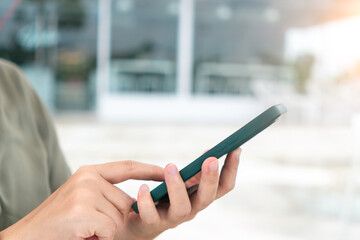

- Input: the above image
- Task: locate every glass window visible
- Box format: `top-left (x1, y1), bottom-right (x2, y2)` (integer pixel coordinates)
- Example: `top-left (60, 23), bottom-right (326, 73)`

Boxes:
top-left (193, 0), bottom-right (299, 96)
top-left (0, 0), bottom-right (98, 110)
top-left (110, 0), bottom-right (179, 94)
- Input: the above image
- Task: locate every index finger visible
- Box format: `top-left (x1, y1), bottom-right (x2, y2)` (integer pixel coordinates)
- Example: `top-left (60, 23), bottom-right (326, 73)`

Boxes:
top-left (95, 161), bottom-right (164, 184)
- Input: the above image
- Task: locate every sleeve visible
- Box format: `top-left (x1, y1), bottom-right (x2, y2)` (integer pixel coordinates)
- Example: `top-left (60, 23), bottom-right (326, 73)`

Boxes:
top-left (0, 59), bottom-right (71, 192)
top-left (26, 76), bottom-right (72, 192)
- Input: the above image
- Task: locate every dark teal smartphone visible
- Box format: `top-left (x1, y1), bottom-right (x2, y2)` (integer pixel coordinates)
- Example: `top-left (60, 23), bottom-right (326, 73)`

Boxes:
top-left (132, 104), bottom-right (287, 213)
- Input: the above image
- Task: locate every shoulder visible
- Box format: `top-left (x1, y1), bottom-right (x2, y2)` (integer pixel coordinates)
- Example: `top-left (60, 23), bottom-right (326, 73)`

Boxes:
top-left (0, 59), bottom-right (40, 119)
top-left (0, 58), bottom-right (30, 90)
top-left (0, 58), bottom-right (25, 81)
top-left (0, 59), bottom-right (35, 100)
top-left (0, 58), bottom-right (21, 72)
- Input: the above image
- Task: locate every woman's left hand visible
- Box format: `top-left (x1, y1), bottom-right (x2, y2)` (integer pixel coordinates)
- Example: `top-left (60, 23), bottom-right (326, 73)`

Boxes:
top-left (116, 148), bottom-right (241, 240)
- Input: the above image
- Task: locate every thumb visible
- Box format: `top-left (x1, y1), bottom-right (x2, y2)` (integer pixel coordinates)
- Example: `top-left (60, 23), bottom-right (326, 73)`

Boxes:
top-left (94, 161), bottom-right (164, 184)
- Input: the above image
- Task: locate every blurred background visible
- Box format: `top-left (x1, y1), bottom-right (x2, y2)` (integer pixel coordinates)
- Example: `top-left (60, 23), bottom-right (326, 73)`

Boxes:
top-left (1, 0), bottom-right (360, 239)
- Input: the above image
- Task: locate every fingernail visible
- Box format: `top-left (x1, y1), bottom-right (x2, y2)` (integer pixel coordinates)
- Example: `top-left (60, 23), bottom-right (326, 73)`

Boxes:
top-left (234, 148), bottom-right (241, 159)
top-left (167, 164), bottom-right (178, 175)
top-left (237, 149), bottom-right (242, 159)
top-left (140, 184), bottom-right (149, 193)
top-left (209, 159), bottom-right (218, 172)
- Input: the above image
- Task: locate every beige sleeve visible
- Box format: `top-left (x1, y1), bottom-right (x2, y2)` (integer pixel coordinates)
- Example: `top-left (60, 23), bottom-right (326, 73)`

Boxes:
top-left (23, 70), bottom-right (72, 192)
top-left (0, 59), bottom-right (72, 230)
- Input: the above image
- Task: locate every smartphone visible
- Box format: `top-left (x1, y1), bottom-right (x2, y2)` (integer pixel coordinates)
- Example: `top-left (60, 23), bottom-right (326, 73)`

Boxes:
top-left (132, 104), bottom-right (287, 213)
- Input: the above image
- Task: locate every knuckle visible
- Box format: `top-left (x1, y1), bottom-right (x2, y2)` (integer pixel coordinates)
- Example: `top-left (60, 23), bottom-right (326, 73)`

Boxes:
top-left (168, 221), bottom-right (180, 229)
top-left (116, 195), bottom-right (133, 214)
top-left (113, 213), bottom-right (124, 228)
top-left (169, 198), bottom-right (192, 222)
top-left (197, 198), bottom-right (208, 208)
top-left (225, 182), bottom-right (235, 192)
top-left (143, 216), bottom-right (160, 227)
top-left (69, 203), bottom-right (88, 219)
top-left (71, 187), bottom-right (94, 202)
top-left (172, 209), bottom-right (189, 221)
top-left (77, 165), bottom-right (95, 174)
top-left (183, 204), bottom-right (192, 216)
top-left (125, 195), bottom-right (133, 206)
top-left (221, 181), bottom-right (235, 194)
top-left (196, 198), bottom-right (211, 210)
top-left (171, 182), bottom-right (186, 193)
top-left (188, 212), bottom-right (197, 221)
top-left (207, 176), bottom-right (219, 186)
top-left (123, 160), bottom-right (137, 172)
top-left (74, 169), bottom-right (98, 186)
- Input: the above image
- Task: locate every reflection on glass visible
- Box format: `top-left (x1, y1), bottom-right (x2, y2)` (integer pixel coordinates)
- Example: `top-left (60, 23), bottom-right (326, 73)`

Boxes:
top-left (0, 0), bottom-right (97, 110)
top-left (193, 1), bottom-right (292, 96)
top-left (110, 0), bottom-right (178, 94)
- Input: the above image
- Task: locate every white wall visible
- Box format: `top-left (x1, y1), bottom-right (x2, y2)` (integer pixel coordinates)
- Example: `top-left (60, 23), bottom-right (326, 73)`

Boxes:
top-left (285, 15), bottom-right (360, 83)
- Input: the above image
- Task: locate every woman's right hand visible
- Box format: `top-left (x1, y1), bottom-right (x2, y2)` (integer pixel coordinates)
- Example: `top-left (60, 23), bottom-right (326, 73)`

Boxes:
top-left (0, 161), bottom-right (164, 240)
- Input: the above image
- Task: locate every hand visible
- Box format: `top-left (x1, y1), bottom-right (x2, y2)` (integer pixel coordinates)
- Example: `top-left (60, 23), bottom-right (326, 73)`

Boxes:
top-left (0, 161), bottom-right (164, 240)
top-left (117, 148), bottom-right (241, 240)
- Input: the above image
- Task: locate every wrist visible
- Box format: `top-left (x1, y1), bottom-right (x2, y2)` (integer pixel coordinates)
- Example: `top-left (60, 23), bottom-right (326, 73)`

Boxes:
top-left (0, 217), bottom-right (39, 240)
top-left (0, 226), bottom-right (21, 240)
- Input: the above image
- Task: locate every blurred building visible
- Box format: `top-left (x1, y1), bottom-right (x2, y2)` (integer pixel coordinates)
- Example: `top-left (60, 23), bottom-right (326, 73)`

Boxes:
top-left (284, 15), bottom-right (360, 124)
top-left (285, 15), bottom-right (360, 84)
top-left (1, 0), bottom-right (359, 122)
